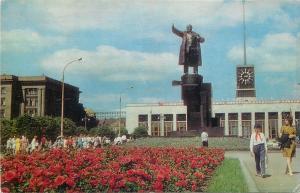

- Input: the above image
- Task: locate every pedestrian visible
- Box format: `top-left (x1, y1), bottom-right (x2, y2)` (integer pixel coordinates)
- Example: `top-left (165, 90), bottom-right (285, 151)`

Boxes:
top-left (280, 115), bottom-right (296, 176)
top-left (200, 128), bottom-right (208, 147)
top-left (250, 124), bottom-right (267, 178)
top-left (15, 136), bottom-right (21, 155)
top-left (41, 135), bottom-right (47, 151)
top-left (30, 136), bottom-right (39, 153)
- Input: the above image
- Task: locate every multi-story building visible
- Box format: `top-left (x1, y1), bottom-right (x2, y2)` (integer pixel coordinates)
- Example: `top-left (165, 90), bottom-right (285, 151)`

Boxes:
top-left (0, 75), bottom-right (84, 122)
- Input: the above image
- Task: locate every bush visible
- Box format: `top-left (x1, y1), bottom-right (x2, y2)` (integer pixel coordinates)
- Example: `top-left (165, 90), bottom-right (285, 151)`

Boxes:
top-left (133, 127), bottom-right (148, 138)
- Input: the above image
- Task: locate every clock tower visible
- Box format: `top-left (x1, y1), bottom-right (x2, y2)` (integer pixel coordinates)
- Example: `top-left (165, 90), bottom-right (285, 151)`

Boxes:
top-left (236, 65), bottom-right (256, 100)
top-left (236, 1), bottom-right (256, 101)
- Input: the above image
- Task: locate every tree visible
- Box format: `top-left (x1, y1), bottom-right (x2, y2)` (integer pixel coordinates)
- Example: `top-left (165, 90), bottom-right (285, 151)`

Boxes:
top-left (118, 127), bottom-right (128, 136)
top-left (0, 119), bottom-right (17, 145)
top-left (89, 126), bottom-right (116, 139)
top-left (133, 127), bottom-right (148, 138)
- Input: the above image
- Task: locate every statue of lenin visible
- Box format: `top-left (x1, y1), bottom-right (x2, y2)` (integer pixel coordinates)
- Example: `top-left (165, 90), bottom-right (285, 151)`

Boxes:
top-left (172, 24), bottom-right (205, 74)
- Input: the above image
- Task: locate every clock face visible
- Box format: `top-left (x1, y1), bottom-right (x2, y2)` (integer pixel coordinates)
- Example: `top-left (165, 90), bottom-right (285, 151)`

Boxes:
top-left (238, 67), bottom-right (254, 86)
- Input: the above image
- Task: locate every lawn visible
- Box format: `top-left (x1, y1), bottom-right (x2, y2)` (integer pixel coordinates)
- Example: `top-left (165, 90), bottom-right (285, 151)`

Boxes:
top-left (125, 137), bottom-right (251, 150)
top-left (207, 158), bottom-right (248, 192)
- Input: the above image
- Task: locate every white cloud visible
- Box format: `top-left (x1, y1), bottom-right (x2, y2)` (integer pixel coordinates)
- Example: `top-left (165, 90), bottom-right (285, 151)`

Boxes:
top-left (1, 29), bottom-right (65, 53)
top-left (41, 45), bottom-right (178, 81)
top-left (227, 32), bottom-right (300, 72)
top-left (5, 0), bottom-right (297, 34)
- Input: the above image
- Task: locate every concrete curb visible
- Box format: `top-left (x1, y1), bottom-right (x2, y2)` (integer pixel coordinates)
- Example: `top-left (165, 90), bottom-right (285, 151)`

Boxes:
top-left (239, 159), bottom-right (259, 193)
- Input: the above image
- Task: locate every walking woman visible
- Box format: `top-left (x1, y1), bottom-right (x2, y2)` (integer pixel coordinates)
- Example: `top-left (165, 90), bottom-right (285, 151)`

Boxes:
top-left (280, 115), bottom-right (296, 176)
top-left (250, 124), bottom-right (268, 178)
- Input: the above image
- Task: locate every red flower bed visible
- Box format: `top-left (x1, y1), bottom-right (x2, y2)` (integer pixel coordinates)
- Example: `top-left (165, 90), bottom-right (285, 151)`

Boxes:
top-left (1, 147), bottom-right (224, 192)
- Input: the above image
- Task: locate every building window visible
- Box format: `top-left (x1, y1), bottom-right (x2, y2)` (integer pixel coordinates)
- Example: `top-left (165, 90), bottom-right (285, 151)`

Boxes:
top-left (1, 97), bottom-right (5, 106)
top-left (255, 112), bottom-right (265, 133)
top-left (138, 114), bottom-right (148, 129)
top-left (1, 87), bottom-right (7, 94)
top-left (268, 112), bottom-right (278, 139)
top-left (176, 114), bottom-right (186, 132)
top-left (164, 114), bottom-right (173, 136)
top-left (242, 113), bottom-right (251, 138)
top-left (215, 113), bottom-right (225, 128)
top-left (25, 109), bottom-right (37, 117)
top-left (228, 113), bottom-right (238, 136)
top-left (25, 88), bottom-right (38, 96)
top-left (151, 114), bottom-right (160, 136)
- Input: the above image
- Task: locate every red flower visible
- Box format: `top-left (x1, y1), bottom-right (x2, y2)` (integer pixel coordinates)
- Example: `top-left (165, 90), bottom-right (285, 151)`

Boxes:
top-left (1, 187), bottom-right (10, 193)
top-left (65, 178), bottom-right (75, 187)
top-left (3, 171), bottom-right (17, 182)
top-left (54, 175), bottom-right (65, 187)
top-left (152, 181), bottom-right (163, 191)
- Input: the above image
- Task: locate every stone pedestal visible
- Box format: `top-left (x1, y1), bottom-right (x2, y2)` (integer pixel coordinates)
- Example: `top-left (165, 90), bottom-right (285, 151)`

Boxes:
top-left (174, 74), bottom-right (212, 131)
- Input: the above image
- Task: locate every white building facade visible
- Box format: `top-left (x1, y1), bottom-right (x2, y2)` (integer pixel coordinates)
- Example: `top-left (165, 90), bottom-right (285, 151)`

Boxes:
top-left (126, 100), bottom-right (300, 139)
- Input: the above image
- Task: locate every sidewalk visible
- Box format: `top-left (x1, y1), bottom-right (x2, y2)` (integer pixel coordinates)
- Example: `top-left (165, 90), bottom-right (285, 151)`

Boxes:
top-left (226, 148), bottom-right (300, 193)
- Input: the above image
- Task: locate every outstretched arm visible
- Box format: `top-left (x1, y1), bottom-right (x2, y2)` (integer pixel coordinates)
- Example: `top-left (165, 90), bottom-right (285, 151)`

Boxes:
top-left (172, 24), bottom-right (183, 37)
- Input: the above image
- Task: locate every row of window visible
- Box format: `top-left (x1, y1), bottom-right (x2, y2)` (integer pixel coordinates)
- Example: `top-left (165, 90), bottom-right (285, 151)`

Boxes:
top-left (138, 114), bottom-right (186, 122)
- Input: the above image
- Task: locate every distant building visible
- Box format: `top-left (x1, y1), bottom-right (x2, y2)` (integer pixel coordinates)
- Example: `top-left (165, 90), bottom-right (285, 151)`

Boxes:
top-left (0, 75), bottom-right (84, 122)
top-left (125, 65), bottom-right (300, 138)
top-left (125, 100), bottom-right (300, 139)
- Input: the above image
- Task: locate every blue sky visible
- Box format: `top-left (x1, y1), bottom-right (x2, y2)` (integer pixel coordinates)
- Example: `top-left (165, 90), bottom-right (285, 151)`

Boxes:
top-left (1, 0), bottom-right (300, 112)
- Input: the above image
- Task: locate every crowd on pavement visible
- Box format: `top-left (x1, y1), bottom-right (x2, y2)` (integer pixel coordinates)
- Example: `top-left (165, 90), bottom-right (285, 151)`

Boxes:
top-left (5, 134), bottom-right (131, 155)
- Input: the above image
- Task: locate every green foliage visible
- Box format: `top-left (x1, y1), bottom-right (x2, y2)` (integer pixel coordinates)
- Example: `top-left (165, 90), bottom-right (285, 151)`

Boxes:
top-left (0, 119), bottom-right (17, 145)
top-left (1, 115), bottom-right (79, 143)
top-left (54, 117), bottom-right (77, 137)
top-left (89, 126), bottom-right (116, 139)
top-left (74, 126), bottom-right (88, 135)
top-left (132, 127), bottom-right (148, 138)
top-left (207, 158), bottom-right (248, 192)
top-left (119, 127), bottom-right (128, 136)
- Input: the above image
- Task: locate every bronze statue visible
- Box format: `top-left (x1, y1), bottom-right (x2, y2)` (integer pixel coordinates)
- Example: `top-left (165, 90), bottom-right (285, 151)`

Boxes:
top-left (172, 24), bottom-right (205, 74)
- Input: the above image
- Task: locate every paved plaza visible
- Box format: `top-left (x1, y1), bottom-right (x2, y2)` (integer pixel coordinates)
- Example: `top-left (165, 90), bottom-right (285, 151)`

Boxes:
top-left (226, 148), bottom-right (300, 193)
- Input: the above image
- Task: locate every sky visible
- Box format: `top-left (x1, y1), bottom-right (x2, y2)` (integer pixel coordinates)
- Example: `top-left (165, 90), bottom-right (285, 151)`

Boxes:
top-left (1, 0), bottom-right (300, 112)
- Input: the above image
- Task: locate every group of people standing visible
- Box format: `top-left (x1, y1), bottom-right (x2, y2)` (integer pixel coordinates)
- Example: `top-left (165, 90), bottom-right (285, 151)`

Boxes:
top-left (250, 115), bottom-right (297, 177)
top-left (6, 135), bottom-right (49, 155)
top-left (5, 134), bottom-right (130, 155)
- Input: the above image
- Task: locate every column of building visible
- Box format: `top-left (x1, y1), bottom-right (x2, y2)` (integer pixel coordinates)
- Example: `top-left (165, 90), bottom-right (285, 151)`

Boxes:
top-left (238, 112), bottom-right (242, 137)
top-left (160, 114), bottom-right (164, 136)
top-left (224, 113), bottom-right (229, 135)
top-left (278, 111), bottom-right (282, 136)
top-left (251, 112), bottom-right (255, 133)
top-left (264, 112), bottom-right (269, 139)
top-left (147, 113), bottom-right (151, 136)
top-left (173, 113), bottom-right (177, 132)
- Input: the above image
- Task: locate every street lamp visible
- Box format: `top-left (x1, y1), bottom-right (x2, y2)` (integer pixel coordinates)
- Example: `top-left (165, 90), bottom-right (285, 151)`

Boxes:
top-left (119, 86), bottom-right (134, 136)
top-left (60, 58), bottom-right (82, 137)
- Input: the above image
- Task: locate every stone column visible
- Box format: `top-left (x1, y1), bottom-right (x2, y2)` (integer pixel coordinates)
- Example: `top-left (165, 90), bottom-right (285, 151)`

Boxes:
top-left (278, 112), bottom-right (282, 136)
top-left (292, 110), bottom-right (296, 126)
top-left (264, 112), bottom-right (269, 139)
top-left (38, 88), bottom-right (42, 116)
top-left (173, 113), bottom-right (177, 131)
top-left (147, 113), bottom-right (151, 135)
top-left (251, 112), bottom-right (255, 134)
top-left (160, 114), bottom-right (164, 136)
top-left (238, 112), bottom-right (242, 137)
top-left (225, 113), bottom-right (229, 136)
top-left (41, 88), bottom-right (45, 116)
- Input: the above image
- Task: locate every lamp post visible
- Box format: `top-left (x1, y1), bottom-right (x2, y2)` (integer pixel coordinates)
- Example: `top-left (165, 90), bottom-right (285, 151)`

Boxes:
top-left (60, 58), bottom-right (82, 137)
top-left (119, 86), bottom-right (134, 137)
